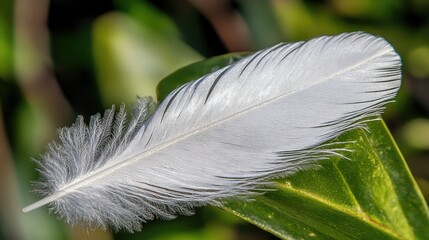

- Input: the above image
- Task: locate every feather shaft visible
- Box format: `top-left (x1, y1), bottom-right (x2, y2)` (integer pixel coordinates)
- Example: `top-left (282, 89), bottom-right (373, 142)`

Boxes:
top-left (22, 191), bottom-right (65, 213)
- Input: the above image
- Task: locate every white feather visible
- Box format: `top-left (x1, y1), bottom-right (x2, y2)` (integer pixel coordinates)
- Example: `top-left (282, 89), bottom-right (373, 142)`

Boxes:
top-left (22, 32), bottom-right (401, 232)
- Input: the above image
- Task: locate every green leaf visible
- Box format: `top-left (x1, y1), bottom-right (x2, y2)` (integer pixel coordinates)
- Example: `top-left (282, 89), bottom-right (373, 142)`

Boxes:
top-left (156, 53), bottom-right (429, 239)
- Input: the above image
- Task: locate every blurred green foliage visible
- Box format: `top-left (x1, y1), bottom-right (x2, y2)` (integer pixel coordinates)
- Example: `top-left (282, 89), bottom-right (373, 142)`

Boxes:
top-left (1, 0), bottom-right (429, 239)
